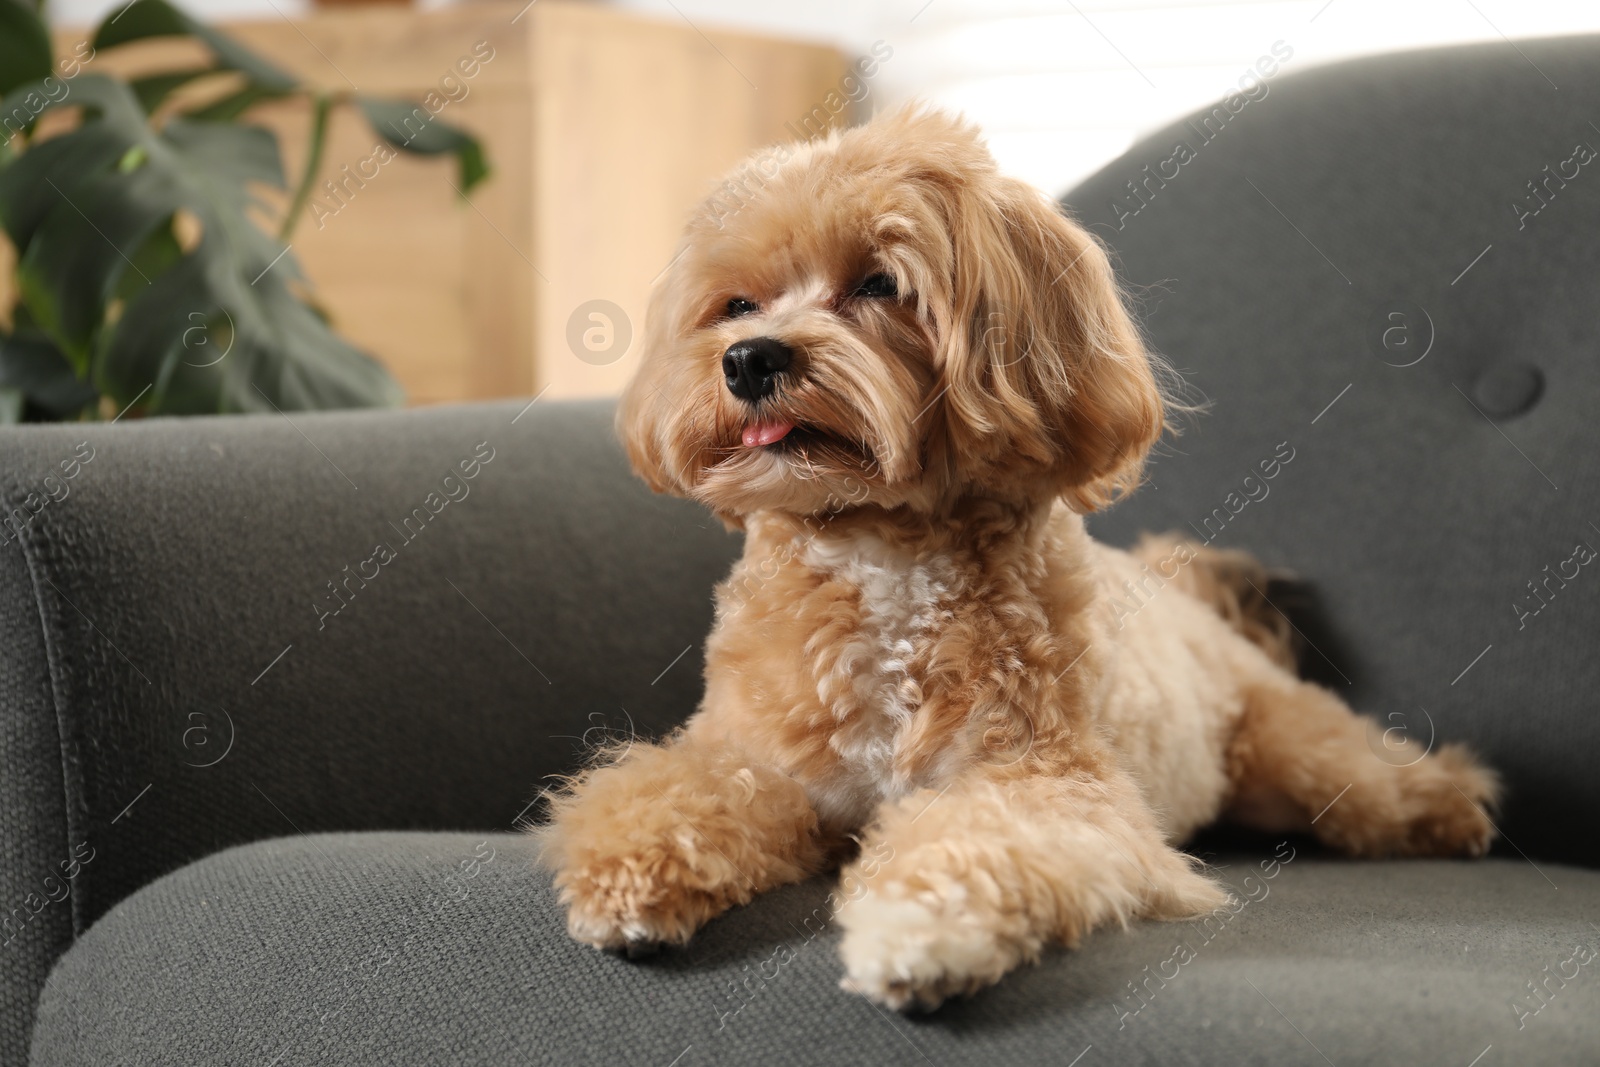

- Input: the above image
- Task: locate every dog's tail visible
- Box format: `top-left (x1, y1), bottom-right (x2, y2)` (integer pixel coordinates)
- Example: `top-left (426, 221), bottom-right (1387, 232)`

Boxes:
top-left (1130, 533), bottom-right (1301, 672)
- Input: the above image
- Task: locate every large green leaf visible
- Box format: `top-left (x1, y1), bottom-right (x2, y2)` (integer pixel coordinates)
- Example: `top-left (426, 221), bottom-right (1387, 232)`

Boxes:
top-left (94, 0), bottom-right (298, 92)
top-left (0, 72), bottom-right (149, 165)
top-left (101, 242), bottom-right (400, 413)
top-left (0, 76), bottom-right (172, 364)
top-left (1, 3), bottom-right (482, 419)
top-left (163, 114), bottom-right (284, 189)
top-left (357, 97), bottom-right (489, 194)
top-left (1, 74), bottom-right (402, 415)
top-left (101, 117), bottom-right (399, 412)
top-left (0, 121), bottom-right (132, 247)
top-left (18, 163), bottom-right (185, 365)
top-left (0, 2), bottom-right (52, 97)
top-left (0, 330), bottom-right (98, 416)
top-left (90, 3), bottom-right (489, 211)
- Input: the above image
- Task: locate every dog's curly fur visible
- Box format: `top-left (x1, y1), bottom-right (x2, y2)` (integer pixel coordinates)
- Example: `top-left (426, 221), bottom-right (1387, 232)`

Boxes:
top-left (538, 106), bottom-right (1500, 1010)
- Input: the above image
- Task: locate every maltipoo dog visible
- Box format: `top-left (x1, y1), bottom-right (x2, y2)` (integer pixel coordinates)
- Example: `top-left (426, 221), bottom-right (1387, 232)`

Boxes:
top-left (540, 106), bottom-right (1499, 1010)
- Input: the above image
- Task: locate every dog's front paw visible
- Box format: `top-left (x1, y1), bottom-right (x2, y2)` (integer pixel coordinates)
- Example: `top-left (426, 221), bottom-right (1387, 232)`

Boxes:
top-left (536, 742), bottom-right (824, 954)
top-left (553, 843), bottom-right (733, 954)
top-left (837, 888), bottom-right (1036, 1011)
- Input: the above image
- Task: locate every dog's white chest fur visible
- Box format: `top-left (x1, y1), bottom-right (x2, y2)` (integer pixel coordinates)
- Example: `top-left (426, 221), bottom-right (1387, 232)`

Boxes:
top-left (801, 530), bottom-right (957, 824)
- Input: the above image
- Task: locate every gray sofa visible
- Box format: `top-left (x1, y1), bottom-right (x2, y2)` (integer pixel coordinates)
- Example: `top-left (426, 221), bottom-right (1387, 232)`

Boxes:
top-left (7, 33), bottom-right (1600, 1066)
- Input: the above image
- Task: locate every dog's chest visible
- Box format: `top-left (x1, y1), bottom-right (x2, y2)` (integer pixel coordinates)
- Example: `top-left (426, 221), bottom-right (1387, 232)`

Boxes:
top-left (799, 532), bottom-right (961, 819)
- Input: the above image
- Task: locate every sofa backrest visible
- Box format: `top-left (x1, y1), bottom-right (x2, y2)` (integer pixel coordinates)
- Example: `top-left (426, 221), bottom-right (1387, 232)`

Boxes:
top-left (1070, 33), bottom-right (1600, 866)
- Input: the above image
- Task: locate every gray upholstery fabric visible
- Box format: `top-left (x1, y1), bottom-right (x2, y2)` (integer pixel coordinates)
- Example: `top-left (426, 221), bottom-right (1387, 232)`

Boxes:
top-left (0, 399), bottom-right (739, 1063)
top-left (30, 832), bottom-right (1600, 1066)
top-left (0, 522), bottom-right (74, 1064)
top-left (1069, 33), bottom-right (1600, 866)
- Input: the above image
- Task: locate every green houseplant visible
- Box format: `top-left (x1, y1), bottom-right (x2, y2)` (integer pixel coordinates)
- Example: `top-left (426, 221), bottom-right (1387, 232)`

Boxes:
top-left (0, 0), bottom-right (488, 422)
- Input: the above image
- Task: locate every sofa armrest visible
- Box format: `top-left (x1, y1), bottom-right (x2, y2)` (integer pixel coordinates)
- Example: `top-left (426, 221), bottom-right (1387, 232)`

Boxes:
top-left (0, 398), bottom-right (736, 1057)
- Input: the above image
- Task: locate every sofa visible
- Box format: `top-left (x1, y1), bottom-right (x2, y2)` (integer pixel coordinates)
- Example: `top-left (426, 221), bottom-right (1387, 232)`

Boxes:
top-left (6, 33), bottom-right (1599, 1066)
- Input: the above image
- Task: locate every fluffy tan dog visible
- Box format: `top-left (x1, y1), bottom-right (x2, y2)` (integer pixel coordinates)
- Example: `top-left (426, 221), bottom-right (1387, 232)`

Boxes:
top-left (540, 106), bottom-right (1499, 1010)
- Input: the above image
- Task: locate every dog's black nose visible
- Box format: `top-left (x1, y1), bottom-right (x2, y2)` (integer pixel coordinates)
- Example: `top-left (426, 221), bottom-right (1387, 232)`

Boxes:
top-left (722, 337), bottom-right (792, 401)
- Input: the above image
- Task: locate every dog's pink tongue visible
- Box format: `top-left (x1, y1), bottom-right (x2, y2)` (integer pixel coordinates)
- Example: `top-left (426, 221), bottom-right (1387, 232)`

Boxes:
top-left (742, 419), bottom-right (795, 448)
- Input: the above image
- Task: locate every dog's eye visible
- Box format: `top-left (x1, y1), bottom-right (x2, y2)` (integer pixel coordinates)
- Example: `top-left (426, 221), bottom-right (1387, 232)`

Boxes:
top-left (853, 273), bottom-right (898, 299)
top-left (726, 297), bottom-right (759, 319)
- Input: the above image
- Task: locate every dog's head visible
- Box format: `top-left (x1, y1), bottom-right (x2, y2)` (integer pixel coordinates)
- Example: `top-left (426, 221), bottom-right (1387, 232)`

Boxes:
top-left (618, 106), bottom-right (1165, 523)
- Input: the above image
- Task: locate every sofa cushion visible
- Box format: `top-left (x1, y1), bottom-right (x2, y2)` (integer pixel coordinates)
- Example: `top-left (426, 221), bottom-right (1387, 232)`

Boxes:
top-left (30, 832), bottom-right (1600, 1065)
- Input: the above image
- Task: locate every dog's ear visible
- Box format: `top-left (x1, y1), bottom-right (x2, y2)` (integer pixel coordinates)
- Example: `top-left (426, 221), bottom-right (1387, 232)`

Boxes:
top-left (616, 262), bottom-right (692, 498)
top-left (932, 175), bottom-right (1165, 511)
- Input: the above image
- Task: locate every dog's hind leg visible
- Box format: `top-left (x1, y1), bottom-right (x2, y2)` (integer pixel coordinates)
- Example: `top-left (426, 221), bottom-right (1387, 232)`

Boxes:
top-left (1225, 673), bottom-right (1499, 858)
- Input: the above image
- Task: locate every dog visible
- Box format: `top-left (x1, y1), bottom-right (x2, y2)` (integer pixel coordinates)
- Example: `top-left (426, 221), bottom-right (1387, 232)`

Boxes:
top-left (539, 106), bottom-right (1500, 1010)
